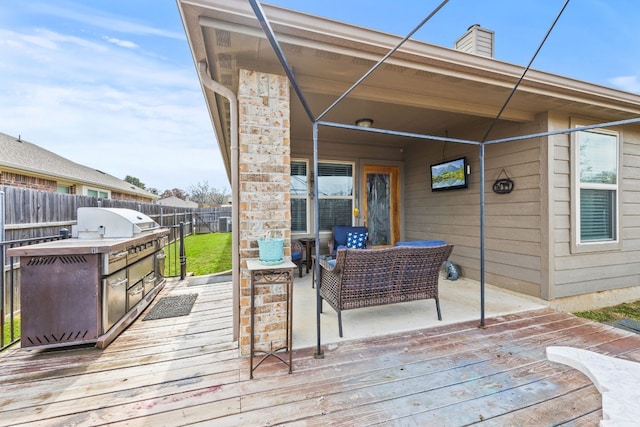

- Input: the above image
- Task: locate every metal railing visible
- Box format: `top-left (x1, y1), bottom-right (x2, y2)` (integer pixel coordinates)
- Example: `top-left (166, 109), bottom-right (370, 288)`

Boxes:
top-left (163, 222), bottom-right (191, 279)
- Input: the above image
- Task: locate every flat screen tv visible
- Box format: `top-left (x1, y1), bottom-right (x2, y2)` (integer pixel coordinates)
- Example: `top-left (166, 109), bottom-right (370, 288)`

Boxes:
top-left (430, 157), bottom-right (469, 191)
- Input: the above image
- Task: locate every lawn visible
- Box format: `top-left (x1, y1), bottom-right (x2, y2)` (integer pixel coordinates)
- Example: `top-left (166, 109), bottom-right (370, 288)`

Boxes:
top-left (164, 232), bottom-right (232, 276)
top-left (2, 315), bottom-right (20, 348)
top-left (574, 300), bottom-right (640, 323)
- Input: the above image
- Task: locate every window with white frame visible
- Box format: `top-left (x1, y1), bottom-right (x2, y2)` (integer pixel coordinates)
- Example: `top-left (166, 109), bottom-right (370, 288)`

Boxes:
top-left (290, 160), bottom-right (308, 233)
top-left (317, 162), bottom-right (353, 231)
top-left (56, 185), bottom-right (70, 194)
top-left (87, 188), bottom-right (109, 199)
top-left (290, 161), bottom-right (355, 233)
top-left (576, 129), bottom-right (619, 244)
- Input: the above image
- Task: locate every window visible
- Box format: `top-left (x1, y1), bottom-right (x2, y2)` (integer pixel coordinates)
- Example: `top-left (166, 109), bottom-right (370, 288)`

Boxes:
top-left (290, 161), bottom-right (355, 233)
top-left (576, 129), bottom-right (619, 244)
top-left (290, 160), bottom-right (308, 233)
top-left (57, 185), bottom-right (70, 194)
top-left (87, 189), bottom-right (109, 199)
top-left (317, 162), bottom-right (353, 231)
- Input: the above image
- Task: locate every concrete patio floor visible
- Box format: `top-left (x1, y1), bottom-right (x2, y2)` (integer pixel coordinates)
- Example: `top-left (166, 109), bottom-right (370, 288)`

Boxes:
top-left (292, 269), bottom-right (548, 350)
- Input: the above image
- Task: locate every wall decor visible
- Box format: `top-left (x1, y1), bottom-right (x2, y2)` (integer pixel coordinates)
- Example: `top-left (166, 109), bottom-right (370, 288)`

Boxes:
top-left (493, 169), bottom-right (514, 194)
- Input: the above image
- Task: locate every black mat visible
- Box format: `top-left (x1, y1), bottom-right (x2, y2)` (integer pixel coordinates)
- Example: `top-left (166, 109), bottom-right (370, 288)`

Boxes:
top-left (188, 274), bottom-right (232, 287)
top-left (143, 294), bottom-right (198, 321)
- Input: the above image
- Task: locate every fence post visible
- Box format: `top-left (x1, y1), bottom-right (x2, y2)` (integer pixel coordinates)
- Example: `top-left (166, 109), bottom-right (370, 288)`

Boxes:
top-left (0, 190), bottom-right (4, 241)
top-left (179, 222), bottom-right (186, 280)
top-left (1, 190), bottom-right (4, 347)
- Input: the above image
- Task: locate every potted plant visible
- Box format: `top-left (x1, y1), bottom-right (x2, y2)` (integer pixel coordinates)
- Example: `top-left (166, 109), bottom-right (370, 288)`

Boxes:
top-left (257, 231), bottom-right (284, 265)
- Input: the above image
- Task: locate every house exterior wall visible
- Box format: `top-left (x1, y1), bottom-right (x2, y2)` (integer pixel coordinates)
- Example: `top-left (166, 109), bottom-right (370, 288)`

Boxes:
top-left (401, 112), bottom-right (640, 306)
top-left (0, 170), bottom-right (153, 202)
top-left (237, 69), bottom-right (292, 357)
top-left (550, 113), bottom-right (640, 305)
top-left (403, 118), bottom-right (547, 299)
top-left (0, 171), bottom-right (57, 192)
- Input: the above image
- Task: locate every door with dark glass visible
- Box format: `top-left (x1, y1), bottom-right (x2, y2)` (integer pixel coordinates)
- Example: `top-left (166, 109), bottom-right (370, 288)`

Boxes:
top-left (363, 165), bottom-right (400, 247)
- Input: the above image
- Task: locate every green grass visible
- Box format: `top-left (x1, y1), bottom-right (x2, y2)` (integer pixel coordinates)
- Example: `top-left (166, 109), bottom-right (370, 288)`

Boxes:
top-left (2, 315), bottom-right (20, 348)
top-left (164, 232), bottom-right (232, 276)
top-left (574, 300), bottom-right (640, 323)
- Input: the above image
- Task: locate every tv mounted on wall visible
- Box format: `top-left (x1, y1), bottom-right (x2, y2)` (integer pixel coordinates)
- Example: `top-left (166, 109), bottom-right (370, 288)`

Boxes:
top-left (430, 157), bottom-right (469, 191)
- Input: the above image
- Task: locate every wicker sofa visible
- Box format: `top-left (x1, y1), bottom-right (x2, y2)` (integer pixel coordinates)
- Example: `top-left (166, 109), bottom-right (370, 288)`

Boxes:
top-left (319, 243), bottom-right (454, 337)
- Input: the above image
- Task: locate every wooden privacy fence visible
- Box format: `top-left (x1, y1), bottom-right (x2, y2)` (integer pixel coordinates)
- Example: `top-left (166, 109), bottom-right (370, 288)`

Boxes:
top-left (1, 186), bottom-right (231, 241)
top-left (1, 186), bottom-right (192, 240)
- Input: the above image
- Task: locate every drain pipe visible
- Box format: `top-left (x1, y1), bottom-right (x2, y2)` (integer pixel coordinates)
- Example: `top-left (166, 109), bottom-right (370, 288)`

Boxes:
top-left (198, 61), bottom-right (240, 342)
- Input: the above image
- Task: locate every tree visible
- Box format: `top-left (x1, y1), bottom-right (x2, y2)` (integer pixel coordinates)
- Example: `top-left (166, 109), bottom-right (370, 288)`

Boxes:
top-left (189, 181), bottom-right (230, 207)
top-left (124, 175), bottom-right (145, 190)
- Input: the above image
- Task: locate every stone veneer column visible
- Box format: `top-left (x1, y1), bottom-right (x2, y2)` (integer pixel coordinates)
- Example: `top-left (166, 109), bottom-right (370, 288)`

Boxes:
top-left (237, 69), bottom-right (291, 357)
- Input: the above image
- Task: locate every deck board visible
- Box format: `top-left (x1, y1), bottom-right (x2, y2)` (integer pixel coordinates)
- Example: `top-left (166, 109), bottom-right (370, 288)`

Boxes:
top-left (2, 276), bottom-right (640, 426)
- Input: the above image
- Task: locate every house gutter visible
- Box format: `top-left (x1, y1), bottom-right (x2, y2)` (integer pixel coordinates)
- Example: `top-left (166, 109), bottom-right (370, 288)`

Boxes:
top-left (197, 61), bottom-right (240, 342)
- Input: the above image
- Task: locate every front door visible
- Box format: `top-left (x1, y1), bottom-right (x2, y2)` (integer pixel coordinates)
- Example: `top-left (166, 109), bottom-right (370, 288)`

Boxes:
top-left (363, 165), bottom-right (400, 247)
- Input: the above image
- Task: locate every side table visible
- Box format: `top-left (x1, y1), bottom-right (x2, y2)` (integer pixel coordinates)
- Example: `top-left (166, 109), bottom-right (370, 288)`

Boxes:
top-left (298, 237), bottom-right (315, 273)
top-left (246, 259), bottom-right (295, 379)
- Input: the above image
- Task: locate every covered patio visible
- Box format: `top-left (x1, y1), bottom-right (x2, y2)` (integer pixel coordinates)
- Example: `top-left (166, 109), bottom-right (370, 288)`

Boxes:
top-left (178, 0), bottom-right (640, 366)
top-left (2, 274), bottom-right (640, 426)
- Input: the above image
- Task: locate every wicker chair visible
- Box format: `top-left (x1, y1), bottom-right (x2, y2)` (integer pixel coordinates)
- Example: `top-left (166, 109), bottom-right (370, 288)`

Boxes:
top-left (291, 240), bottom-right (304, 278)
top-left (319, 244), bottom-right (454, 337)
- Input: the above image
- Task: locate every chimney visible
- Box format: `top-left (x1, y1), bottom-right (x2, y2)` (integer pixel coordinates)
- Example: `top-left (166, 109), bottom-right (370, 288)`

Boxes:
top-left (454, 24), bottom-right (494, 58)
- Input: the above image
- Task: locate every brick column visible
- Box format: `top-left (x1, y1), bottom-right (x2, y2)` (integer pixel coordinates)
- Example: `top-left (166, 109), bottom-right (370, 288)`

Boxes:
top-left (237, 69), bottom-right (291, 356)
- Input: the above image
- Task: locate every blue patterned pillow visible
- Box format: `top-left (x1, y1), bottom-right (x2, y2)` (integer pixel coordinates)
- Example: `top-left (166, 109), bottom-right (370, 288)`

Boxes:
top-left (346, 232), bottom-right (367, 249)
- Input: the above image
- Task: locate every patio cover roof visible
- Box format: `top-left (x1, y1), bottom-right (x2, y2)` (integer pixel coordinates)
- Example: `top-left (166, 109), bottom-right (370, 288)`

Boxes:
top-left (178, 0), bottom-right (640, 181)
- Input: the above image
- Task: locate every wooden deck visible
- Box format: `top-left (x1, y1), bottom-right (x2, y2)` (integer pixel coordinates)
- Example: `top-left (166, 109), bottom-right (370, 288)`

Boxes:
top-left (3, 276), bottom-right (640, 426)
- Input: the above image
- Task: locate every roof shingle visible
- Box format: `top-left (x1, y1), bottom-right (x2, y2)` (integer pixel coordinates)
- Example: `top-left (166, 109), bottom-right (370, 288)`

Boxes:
top-left (0, 132), bottom-right (155, 199)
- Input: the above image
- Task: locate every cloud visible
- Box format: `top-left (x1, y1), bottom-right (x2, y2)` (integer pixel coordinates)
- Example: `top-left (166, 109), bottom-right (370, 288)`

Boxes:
top-left (0, 5), bottom-right (226, 192)
top-left (609, 76), bottom-right (640, 94)
top-left (24, 1), bottom-right (185, 40)
top-left (103, 36), bottom-right (139, 49)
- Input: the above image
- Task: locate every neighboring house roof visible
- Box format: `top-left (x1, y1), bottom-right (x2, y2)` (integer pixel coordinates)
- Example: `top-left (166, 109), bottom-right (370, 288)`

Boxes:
top-left (0, 132), bottom-right (156, 200)
top-left (157, 196), bottom-right (199, 208)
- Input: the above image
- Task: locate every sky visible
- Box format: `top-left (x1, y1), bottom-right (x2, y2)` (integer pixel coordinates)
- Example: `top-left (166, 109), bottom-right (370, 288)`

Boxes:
top-left (2, 0), bottom-right (640, 194)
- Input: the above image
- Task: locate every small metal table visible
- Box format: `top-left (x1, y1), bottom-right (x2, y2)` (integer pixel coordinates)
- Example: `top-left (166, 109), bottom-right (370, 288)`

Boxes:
top-left (298, 237), bottom-right (315, 273)
top-left (246, 259), bottom-right (295, 378)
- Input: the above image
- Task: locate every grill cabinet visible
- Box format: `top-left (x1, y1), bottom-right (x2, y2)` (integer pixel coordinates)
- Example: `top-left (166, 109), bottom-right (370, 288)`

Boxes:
top-left (8, 208), bottom-right (169, 349)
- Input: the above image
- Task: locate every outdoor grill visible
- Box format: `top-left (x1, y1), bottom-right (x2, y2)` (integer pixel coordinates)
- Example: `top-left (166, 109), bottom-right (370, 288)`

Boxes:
top-left (7, 207), bottom-right (169, 349)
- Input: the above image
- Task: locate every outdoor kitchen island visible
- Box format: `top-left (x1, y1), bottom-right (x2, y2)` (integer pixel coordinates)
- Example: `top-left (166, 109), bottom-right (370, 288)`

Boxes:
top-left (7, 208), bottom-right (169, 350)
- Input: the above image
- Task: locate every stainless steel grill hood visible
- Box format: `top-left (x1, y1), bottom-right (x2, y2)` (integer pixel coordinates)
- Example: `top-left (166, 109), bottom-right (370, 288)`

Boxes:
top-left (73, 207), bottom-right (160, 239)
